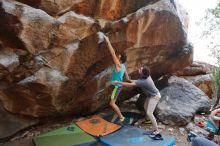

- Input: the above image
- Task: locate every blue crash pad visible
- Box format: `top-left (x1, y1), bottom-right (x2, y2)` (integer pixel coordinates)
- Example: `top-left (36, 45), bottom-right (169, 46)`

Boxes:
top-left (76, 142), bottom-right (107, 146)
top-left (100, 126), bottom-right (175, 146)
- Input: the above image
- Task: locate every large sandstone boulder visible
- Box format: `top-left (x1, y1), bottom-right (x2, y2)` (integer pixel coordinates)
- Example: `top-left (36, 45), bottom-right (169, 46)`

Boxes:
top-left (0, 0), bottom-right (99, 55)
top-left (155, 76), bottom-right (210, 126)
top-left (175, 61), bottom-right (213, 76)
top-left (0, 0), bottom-right (192, 117)
top-left (111, 6), bottom-right (192, 78)
top-left (175, 61), bottom-right (215, 98)
top-left (16, 0), bottom-right (159, 19)
top-left (183, 74), bottom-right (213, 98)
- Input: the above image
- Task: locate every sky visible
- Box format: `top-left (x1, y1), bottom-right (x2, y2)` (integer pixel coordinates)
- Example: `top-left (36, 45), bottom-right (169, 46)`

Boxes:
top-left (178, 0), bottom-right (218, 65)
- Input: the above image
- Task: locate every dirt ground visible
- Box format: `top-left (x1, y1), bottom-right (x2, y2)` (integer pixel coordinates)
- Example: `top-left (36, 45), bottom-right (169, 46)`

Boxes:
top-left (139, 122), bottom-right (191, 146)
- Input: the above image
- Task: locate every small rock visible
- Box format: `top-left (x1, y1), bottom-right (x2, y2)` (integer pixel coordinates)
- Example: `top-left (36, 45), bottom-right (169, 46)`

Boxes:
top-left (27, 132), bottom-right (34, 137)
top-left (134, 121), bottom-right (141, 127)
top-left (168, 128), bottom-right (174, 132)
top-left (168, 128), bottom-right (174, 135)
top-left (179, 128), bottom-right (185, 135)
top-left (21, 131), bottom-right (29, 138)
top-left (10, 136), bottom-right (19, 141)
top-left (186, 122), bottom-right (194, 131)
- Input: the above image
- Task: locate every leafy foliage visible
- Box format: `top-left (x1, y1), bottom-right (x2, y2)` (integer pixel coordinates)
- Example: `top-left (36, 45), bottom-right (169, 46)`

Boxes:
top-left (210, 2), bottom-right (220, 18)
top-left (211, 67), bottom-right (220, 97)
top-left (202, 0), bottom-right (220, 60)
top-left (203, 0), bottom-right (220, 107)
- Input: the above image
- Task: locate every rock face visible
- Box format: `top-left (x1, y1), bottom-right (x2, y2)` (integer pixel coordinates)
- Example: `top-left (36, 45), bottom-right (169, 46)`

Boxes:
top-left (0, 0), bottom-right (192, 117)
top-left (183, 74), bottom-right (213, 98)
top-left (16, 0), bottom-right (159, 19)
top-left (156, 76), bottom-right (210, 126)
top-left (0, 104), bottom-right (39, 140)
top-left (175, 61), bottom-right (215, 98)
top-left (175, 61), bottom-right (213, 76)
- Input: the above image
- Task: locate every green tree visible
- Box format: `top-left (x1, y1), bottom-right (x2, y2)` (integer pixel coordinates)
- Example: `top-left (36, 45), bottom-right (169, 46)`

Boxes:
top-left (211, 68), bottom-right (220, 108)
top-left (203, 0), bottom-right (220, 108)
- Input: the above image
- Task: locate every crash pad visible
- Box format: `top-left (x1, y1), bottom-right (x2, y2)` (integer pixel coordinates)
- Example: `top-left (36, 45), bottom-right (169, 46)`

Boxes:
top-left (33, 124), bottom-right (96, 146)
top-left (86, 142), bottom-right (107, 146)
top-left (76, 116), bottom-right (121, 137)
top-left (76, 142), bottom-right (107, 146)
top-left (100, 126), bottom-right (175, 146)
top-left (103, 112), bottom-right (144, 125)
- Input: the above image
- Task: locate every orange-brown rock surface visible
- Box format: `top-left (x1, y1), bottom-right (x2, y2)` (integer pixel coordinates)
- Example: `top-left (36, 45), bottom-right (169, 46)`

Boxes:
top-left (0, 0), bottom-right (192, 117)
top-left (15, 0), bottom-right (159, 19)
top-left (175, 61), bottom-right (215, 98)
top-left (175, 61), bottom-right (213, 76)
top-left (183, 74), bottom-right (213, 98)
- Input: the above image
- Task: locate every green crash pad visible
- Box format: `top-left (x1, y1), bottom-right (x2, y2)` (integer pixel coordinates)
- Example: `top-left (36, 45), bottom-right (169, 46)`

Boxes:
top-left (33, 124), bottom-right (96, 146)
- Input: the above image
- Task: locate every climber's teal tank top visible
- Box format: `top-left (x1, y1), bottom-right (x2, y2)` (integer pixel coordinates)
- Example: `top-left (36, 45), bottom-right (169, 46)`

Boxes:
top-left (111, 64), bottom-right (125, 87)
